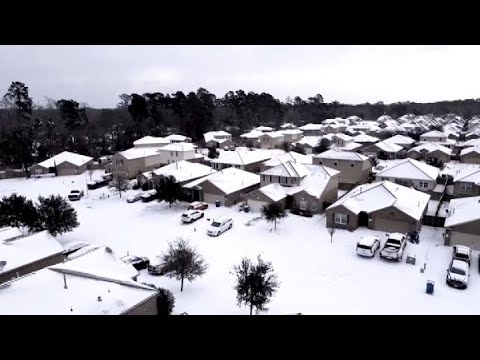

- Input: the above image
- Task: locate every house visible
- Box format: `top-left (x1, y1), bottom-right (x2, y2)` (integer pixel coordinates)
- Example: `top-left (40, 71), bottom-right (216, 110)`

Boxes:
top-left (133, 136), bottom-right (170, 148)
top-left (444, 196), bottom-right (480, 250)
top-left (239, 130), bottom-right (263, 145)
top-left (165, 134), bottom-right (191, 143)
top-left (140, 160), bottom-right (217, 188)
top-left (362, 140), bottom-right (404, 160)
top-left (313, 149), bottom-right (372, 189)
top-left (326, 181), bottom-right (430, 233)
top-left (419, 130), bottom-right (456, 149)
top-left (374, 158), bottom-right (440, 192)
top-left (261, 151), bottom-right (312, 172)
top-left (353, 134), bottom-right (380, 147)
top-left (452, 168), bottom-right (480, 197)
top-left (30, 151), bottom-right (94, 176)
top-left (110, 147), bottom-right (163, 179)
top-left (157, 142), bottom-right (198, 165)
top-left (293, 136), bottom-right (322, 154)
top-left (259, 132), bottom-right (285, 149)
top-left (280, 123), bottom-right (297, 130)
top-left (204, 131), bottom-right (234, 148)
top-left (242, 183), bottom-right (288, 212)
top-left (250, 162), bottom-right (339, 213)
top-left (210, 150), bottom-right (272, 173)
top-left (253, 126), bottom-right (274, 133)
top-left (0, 230), bottom-right (65, 285)
top-left (459, 147), bottom-right (480, 164)
top-left (331, 133), bottom-right (354, 148)
top-left (377, 119), bottom-right (405, 134)
top-left (0, 246), bottom-right (158, 315)
top-left (298, 123), bottom-right (324, 136)
top-left (0, 226), bottom-right (23, 242)
top-left (407, 142), bottom-right (452, 163)
top-left (384, 134), bottom-right (416, 150)
top-left (280, 129), bottom-right (303, 143)
top-left (182, 168), bottom-right (260, 206)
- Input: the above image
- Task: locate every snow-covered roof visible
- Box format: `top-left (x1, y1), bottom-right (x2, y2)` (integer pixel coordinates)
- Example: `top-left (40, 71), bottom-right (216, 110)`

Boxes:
top-left (256, 183), bottom-right (288, 202)
top-left (253, 126), bottom-right (274, 132)
top-left (375, 158), bottom-right (440, 181)
top-left (0, 227), bottom-right (23, 243)
top-left (37, 151), bottom-right (93, 168)
top-left (353, 134), bottom-right (379, 143)
top-left (421, 130), bottom-right (447, 138)
top-left (262, 151), bottom-right (313, 167)
top-left (286, 165), bottom-right (339, 198)
top-left (333, 133), bottom-right (353, 141)
top-left (453, 168), bottom-right (480, 184)
top-left (445, 196), bottom-right (480, 227)
top-left (409, 142), bottom-right (452, 155)
top-left (204, 131), bottom-right (231, 143)
top-left (280, 123), bottom-right (297, 129)
top-left (460, 147), bottom-right (480, 157)
top-left (0, 261), bottom-right (156, 315)
top-left (384, 134), bottom-right (416, 145)
top-left (327, 181), bottom-right (430, 220)
top-left (211, 150), bottom-right (272, 166)
top-left (183, 167), bottom-right (260, 194)
top-left (280, 129), bottom-right (303, 135)
top-left (314, 149), bottom-right (369, 161)
top-left (159, 142), bottom-right (196, 152)
top-left (51, 246), bottom-right (139, 282)
top-left (165, 134), bottom-right (190, 142)
top-left (240, 130), bottom-right (263, 139)
top-left (119, 147), bottom-right (162, 160)
top-left (332, 142), bottom-right (363, 151)
top-left (261, 161), bottom-right (310, 178)
top-left (371, 140), bottom-right (403, 153)
top-left (299, 123), bottom-right (324, 131)
top-left (260, 131), bottom-right (285, 139)
top-left (148, 160), bottom-right (217, 183)
top-left (294, 136), bottom-right (322, 148)
top-left (133, 136), bottom-right (170, 147)
top-left (0, 231), bottom-right (64, 273)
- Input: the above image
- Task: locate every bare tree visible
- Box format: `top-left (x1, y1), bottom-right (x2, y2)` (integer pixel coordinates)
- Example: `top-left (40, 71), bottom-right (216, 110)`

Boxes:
top-left (86, 163), bottom-right (94, 181)
top-left (110, 174), bottom-right (130, 198)
top-left (160, 237), bottom-right (207, 292)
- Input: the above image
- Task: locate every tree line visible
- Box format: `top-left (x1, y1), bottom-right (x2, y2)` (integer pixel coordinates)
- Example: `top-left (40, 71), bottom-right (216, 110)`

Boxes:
top-left (2, 80), bottom-right (480, 169)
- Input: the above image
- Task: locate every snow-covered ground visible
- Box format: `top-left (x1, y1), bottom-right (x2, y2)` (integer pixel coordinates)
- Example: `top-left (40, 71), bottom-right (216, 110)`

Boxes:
top-left (1, 172), bottom-right (479, 315)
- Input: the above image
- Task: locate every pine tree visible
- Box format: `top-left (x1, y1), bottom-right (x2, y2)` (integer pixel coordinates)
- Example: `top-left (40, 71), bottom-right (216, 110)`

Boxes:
top-left (36, 195), bottom-right (79, 236)
top-left (156, 175), bottom-right (187, 207)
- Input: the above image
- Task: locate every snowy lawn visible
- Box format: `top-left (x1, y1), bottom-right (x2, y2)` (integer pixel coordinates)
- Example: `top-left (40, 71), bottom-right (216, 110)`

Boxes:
top-left (1, 173), bottom-right (479, 315)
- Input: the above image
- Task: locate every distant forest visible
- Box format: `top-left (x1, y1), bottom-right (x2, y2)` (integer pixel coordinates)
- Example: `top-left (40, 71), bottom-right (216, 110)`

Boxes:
top-left (1, 81), bottom-right (480, 168)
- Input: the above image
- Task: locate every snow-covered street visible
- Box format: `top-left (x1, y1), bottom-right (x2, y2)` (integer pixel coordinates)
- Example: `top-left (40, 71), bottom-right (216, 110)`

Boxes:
top-left (1, 173), bottom-right (478, 314)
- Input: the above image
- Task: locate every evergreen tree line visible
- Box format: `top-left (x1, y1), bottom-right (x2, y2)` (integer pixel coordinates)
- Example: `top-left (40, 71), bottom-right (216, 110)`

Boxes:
top-left (2, 80), bottom-right (480, 169)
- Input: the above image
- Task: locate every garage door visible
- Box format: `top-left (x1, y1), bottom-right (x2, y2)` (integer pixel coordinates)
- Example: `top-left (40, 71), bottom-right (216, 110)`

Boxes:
top-left (248, 200), bottom-right (268, 213)
top-left (373, 218), bottom-right (410, 233)
top-left (203, 192), bottom-right (225, 206)
top-left (449, 231), bottom-right (480, 251)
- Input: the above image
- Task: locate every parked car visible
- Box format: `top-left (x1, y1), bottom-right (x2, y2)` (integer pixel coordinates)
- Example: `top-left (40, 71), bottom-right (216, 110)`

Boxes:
top-left (127, 192), bottom-right (143, 203)
top-left (380, 233), bottom-right (407, 261)
top-left (141, 189), bottom-right (158, 202)
top-left (446, 259), bottom-right (470, 289)
top-left (68, 189), bottom-right (84, 201)
top-left (229, 145), bottom-right (236, 151)
top-left (188, 201), bottom-right (209, 210)
top-left (356, 236), bottom-right (381, 258)
top-left (147, 256), bottom-right (165, 275)
top-left (87, 178), bottom-right (110, 190)
top-left (181, 210), bottom-right (205, 223)
top-left (224, 146), bottom-right (230, 151)
top-left (207, 216), bottom-right (233, 237)
top-left (121, 255), bottom-right (150, 270)
top-left (290, 207), bottom-right (313, 217)
top-left (453, 245), bottom-right (472, 266)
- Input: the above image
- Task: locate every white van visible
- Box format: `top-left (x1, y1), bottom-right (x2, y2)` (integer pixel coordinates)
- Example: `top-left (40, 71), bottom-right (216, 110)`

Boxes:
top-left (207, 216), bottom-right (233, 237)
top-left (356, 236), bottom-right (380, 258)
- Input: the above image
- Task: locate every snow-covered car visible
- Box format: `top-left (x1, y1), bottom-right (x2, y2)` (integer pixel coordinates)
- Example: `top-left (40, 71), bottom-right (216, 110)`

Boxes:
top-left (68, 190), bottom-right (84, 201)
top-left (147, 256), bottom-right (165, 275)
top-left (121, 255), bottom-right (150, 270)
top-left (187, 201), bottom-right (209, 210)
top-left (380, 233), bottom-right (407, 262)
top-left (356, 236), bottom-right (381, 258)
top-left (224, 146), bottom-right (230, 151)
top-left (127, 193), bottom-right (143, 203)
top-left (181, 210), bottom-right (205, 223)
top-left (207, 216), bottom-right (233, 237)
top-left (452, 245), bottom-right (472, 266)
top-left (87, 178), bottom-right (110, 190)
top-left (141, 189), bottom-right (157, 203)
top-left (446, 259), bottom-right (470, 289)
top-left (229, 145), bottom-right (236, 151)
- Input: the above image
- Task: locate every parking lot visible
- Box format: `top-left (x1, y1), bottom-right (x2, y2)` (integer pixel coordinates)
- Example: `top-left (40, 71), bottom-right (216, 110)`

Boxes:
top-left (1, 173), bottom-right (480, 314)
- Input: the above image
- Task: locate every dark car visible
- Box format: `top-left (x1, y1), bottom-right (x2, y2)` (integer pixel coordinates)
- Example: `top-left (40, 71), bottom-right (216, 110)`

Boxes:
top-left (290, 208), bottom-right (313, 217)
top-left (121, 255), bottom-right (150, 271)
top-left (141, 189), bottom-right (158, 203)
top-left (87, 178), bottom-right (110, 190)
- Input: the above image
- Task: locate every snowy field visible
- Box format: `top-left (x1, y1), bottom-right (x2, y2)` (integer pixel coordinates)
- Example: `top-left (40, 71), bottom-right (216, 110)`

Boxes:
top-left (1, 172), bottom-right (480, 315)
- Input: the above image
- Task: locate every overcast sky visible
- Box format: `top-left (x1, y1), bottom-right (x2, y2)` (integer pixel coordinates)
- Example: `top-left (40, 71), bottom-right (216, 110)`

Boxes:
top-left (0, 45), bottom-right (479, 109)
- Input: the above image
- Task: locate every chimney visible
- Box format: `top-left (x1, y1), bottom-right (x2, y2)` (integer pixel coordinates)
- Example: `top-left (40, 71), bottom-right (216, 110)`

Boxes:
top-left (63, 273), bottom-right (68, 289)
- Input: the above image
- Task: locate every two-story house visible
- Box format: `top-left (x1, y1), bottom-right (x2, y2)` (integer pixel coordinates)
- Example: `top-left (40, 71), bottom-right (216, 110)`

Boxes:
top-left (210, 150), bottom-right (272, 173)
top-left (133, 136), bottom-right (171, 148)
top-left (259, 132), bottom-right (285, 149)
top-left (374, 158), bottom-right (440, 192)
top-left (260, 151), bottom-right (312, 172)
top-left (407, 142), bottom-right (452, 163)
top-left (157, 142), bottom-right (198, 165)
top-left (204, 131), bottom-right (234, 148)
top-left (280, 129), bottom-right (303, 143)
top-left (313, 149), bottom-right (372, 189)
top-left (362, 140), bottom-right (405, 160)
top-left (298, 123), bottom-right (324, 136)
top-left (110, 147), bottom-right (163, 178)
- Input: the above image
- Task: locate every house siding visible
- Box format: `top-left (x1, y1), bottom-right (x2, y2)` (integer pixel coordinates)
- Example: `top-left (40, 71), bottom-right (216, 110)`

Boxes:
top-left (445, 220), bottom-right (480, 250)
top-left (111, 153), bottom-right (163, 179)
top-left (460, 152), bottom-right (480, 164)
top-left (243, 189), bottom-right (287, 210)
top-left (0, 252), bottom-right (66, 285)
top-left (373, 176), bottom-right (436, 192)
top-left (453, 182), bottom-right (480, 197)
top-left (312, 158), bottom-right (371, 186)
top-left (122, 294), bottom-right (158, 315)
top-left (200, 180), bottom-right (260, 207)
top-left (369, 206), bottom-right (421, 233)
top-left (325, 205), bottom-right (358, 231)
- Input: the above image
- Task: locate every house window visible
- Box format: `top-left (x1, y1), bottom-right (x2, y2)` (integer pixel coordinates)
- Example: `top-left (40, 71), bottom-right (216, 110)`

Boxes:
top-left (419, 181), bottom-right (428, 188)
top-left (269, 176), bottom-right (272, 182)
top-left (334, 213), bottom-right (348, 225)
top-left (333, 162), bottom-right (338, 166)
top-left (262, 175), bottom-right (266, 182)
top-left (292, 177), bottom-right (296, 183)
top-left (176, 151), bottom-right (179, 157)
top-left (460, 183), bottom-right (473, 191)
top-left (170, 151), bottom-right (174, 156)
top-left (311, 203), bottom-right (317, 211)
top-left (351, 163), bottom-right (355, 167)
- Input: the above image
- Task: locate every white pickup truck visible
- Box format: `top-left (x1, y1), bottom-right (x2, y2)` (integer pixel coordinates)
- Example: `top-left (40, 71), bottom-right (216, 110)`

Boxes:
top-left (380, 232), bottom-right (407, 262)
top-left (68, 189), bottom-right (84, 201)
